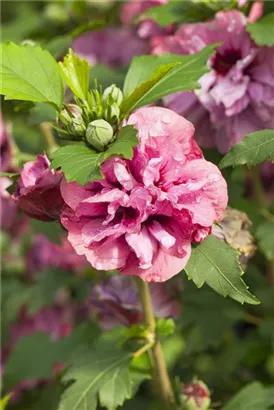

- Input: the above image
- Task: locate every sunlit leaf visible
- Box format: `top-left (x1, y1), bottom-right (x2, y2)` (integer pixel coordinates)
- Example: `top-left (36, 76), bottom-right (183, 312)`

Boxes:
top-left (0, 43), bottom-right (64, 110)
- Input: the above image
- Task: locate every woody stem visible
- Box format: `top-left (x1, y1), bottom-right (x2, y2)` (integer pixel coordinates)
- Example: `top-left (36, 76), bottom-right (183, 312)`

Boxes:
top-left (135, 277), bottom-right (176, 410)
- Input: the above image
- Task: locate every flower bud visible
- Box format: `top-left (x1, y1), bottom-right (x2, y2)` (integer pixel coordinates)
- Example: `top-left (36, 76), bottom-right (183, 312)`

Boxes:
top-left (86, 119), bottom-right (114, 151)
top-left (13, 155), bottom-right (64, 222)
top-left (104, 103), bottom-right (120, 122)
top-left (62, 104), bottom-right (82, 122)
top-left (103, 85), bottom-right (123, 106)
top-left (181, 380), bottom-right (211, 410)
top-left (67, 117), bottom-right (86, 137)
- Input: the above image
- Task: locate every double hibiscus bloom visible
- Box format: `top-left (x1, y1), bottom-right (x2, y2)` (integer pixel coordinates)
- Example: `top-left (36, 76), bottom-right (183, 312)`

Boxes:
top-left (14, 107), bottom-right (228, 282)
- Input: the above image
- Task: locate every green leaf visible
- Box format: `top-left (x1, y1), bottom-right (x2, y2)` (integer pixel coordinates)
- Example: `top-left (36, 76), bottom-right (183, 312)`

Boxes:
top-left (247, 13), bottom-right (274, 46)
top-left (50, 125), bottom-right (138, 185)
top-left (139, 2), bottom-right (183, 26)
top-left (3, 325), bottom-right (95, 391)
top-left (1, 279), bottom-right (32, 330)
top-left (222, 381), bottom-right (274, 410)
top-left (28, 103), bottom-right (57, 125)
top-left (50, 143), bottom-right (104, 185)
top-left (181, 281), bottom-right (244, 353)
top-left (28, 269), bottom-right (76, 314)
top-left (121, 62), bottom-right (179, 116)
top-left (156, 318), bottom-right (175, 337)
top-left (255, 220), bottom-right (274, 261)
top-left (185, 235), bottom-right (259, 305)
top-left (121, 45), bottom-right (217, 115)
top-left (1, 394), bottom-right (12, 410)
top-left (90, 64), bottom-right (126, 90)
top-left (105, 125), bottom-right (139, 159)
top-left (12, 385), bottom-right (62, 410)
top-left (59, 348), bottom-right (133, 410)
top-left (59, 48), bottom-right (90, 101)
top-left (219, 130), bottom-right (274, 169)
top-left (0, 42), bottom-right (64, 110)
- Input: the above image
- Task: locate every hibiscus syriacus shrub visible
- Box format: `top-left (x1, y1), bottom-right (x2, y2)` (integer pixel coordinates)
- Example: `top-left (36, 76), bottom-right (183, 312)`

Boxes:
top-left (1, 1), bottom-right (274, 410)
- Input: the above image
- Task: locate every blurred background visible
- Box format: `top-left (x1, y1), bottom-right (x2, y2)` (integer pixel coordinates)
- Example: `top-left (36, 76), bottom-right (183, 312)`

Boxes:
top-left (1, 1), bottom-right (274, 409)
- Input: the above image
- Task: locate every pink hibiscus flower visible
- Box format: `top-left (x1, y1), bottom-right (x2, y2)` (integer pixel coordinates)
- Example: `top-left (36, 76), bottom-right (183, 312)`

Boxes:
top-left (153, 10), bottom-right (274, 152)
top-left (60, 107), bottom-right (227, 282)
top-left (13, 154), bottom-right (64, 221)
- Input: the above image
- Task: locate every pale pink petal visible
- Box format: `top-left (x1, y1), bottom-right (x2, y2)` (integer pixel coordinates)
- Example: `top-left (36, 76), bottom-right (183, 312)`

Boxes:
top-left (125, 226), bottom-right (157, 269)
top-left (86, 237), bottom-right (131, 271)
top-left (122, 242), bottom-right (191, 282)
top-left (148, 220), bottom-right (176, 249)
top-left (60, 180), bottom-right (90, 211)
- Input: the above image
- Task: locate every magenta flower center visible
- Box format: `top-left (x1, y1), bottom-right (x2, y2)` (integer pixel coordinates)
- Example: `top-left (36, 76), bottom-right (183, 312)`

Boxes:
top-left (211, 49), bottom-right (242, 75)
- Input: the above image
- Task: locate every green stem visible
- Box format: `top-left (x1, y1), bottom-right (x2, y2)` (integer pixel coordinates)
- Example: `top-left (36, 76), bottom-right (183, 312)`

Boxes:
top-left (135, 277), bottom-right (176, 410)
top-left (248, 167), bottom-right (268, 209)
top-left (40, 122), bottom-right (58, 152)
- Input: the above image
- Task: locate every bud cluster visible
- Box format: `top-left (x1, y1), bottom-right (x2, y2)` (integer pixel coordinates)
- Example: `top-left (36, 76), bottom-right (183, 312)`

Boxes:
top-left (55, 84), bottom-right (123, 152)
top-left (87, 83), bottom-right (123, 124)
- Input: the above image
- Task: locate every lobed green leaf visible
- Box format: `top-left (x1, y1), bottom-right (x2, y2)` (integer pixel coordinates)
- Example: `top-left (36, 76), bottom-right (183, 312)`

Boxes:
top-left (219, 129), bottom-right (274, 169)
top-left (0, 42), bottom-right (64, 110)
top-left (59, 348), bottom-right (133, 410)
top-left (185, 235), bottom-right (260, 305)
top-left (50, 125), bottom-right (138, 185)
top-left (3, 325), bottom-right (94, 391)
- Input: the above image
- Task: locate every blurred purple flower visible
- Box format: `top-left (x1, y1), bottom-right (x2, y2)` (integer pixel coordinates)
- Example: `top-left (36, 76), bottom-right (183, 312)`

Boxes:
top-left (10, 306), bottom-right (73, 344)
top-left (0, 113), bottom-right (12, 172)
top-left (0, 177), bottom-right (18, 232)
top-left (13, 154), bottom-right (64, 221)
top-left (72, 27), bottom-right (149, 68)
top-left (120, 0), bottom-right (167, 25)
top-left (89, 276), bottom-right (181, 330)
top-left (153, 10), bottom-right (274, 152)
top-left (27, 234), bottom-right (87, 277)
top-left (120, 0), bottom-right (173, 41)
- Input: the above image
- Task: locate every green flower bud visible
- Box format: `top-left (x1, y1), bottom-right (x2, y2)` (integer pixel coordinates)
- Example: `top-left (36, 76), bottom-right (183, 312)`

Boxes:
top-left (103, 84), bottom-right (123, 106)
top-left (86, 119), bottom-right (114, 151)
top-left (67, 117), bottom-right (86, 137)
top-left (180, 380), bottom-right (211, 410)
top-left (61, 104), bottom-right (82, 124)
top-left (104, 103), bottom-right (120, 122)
